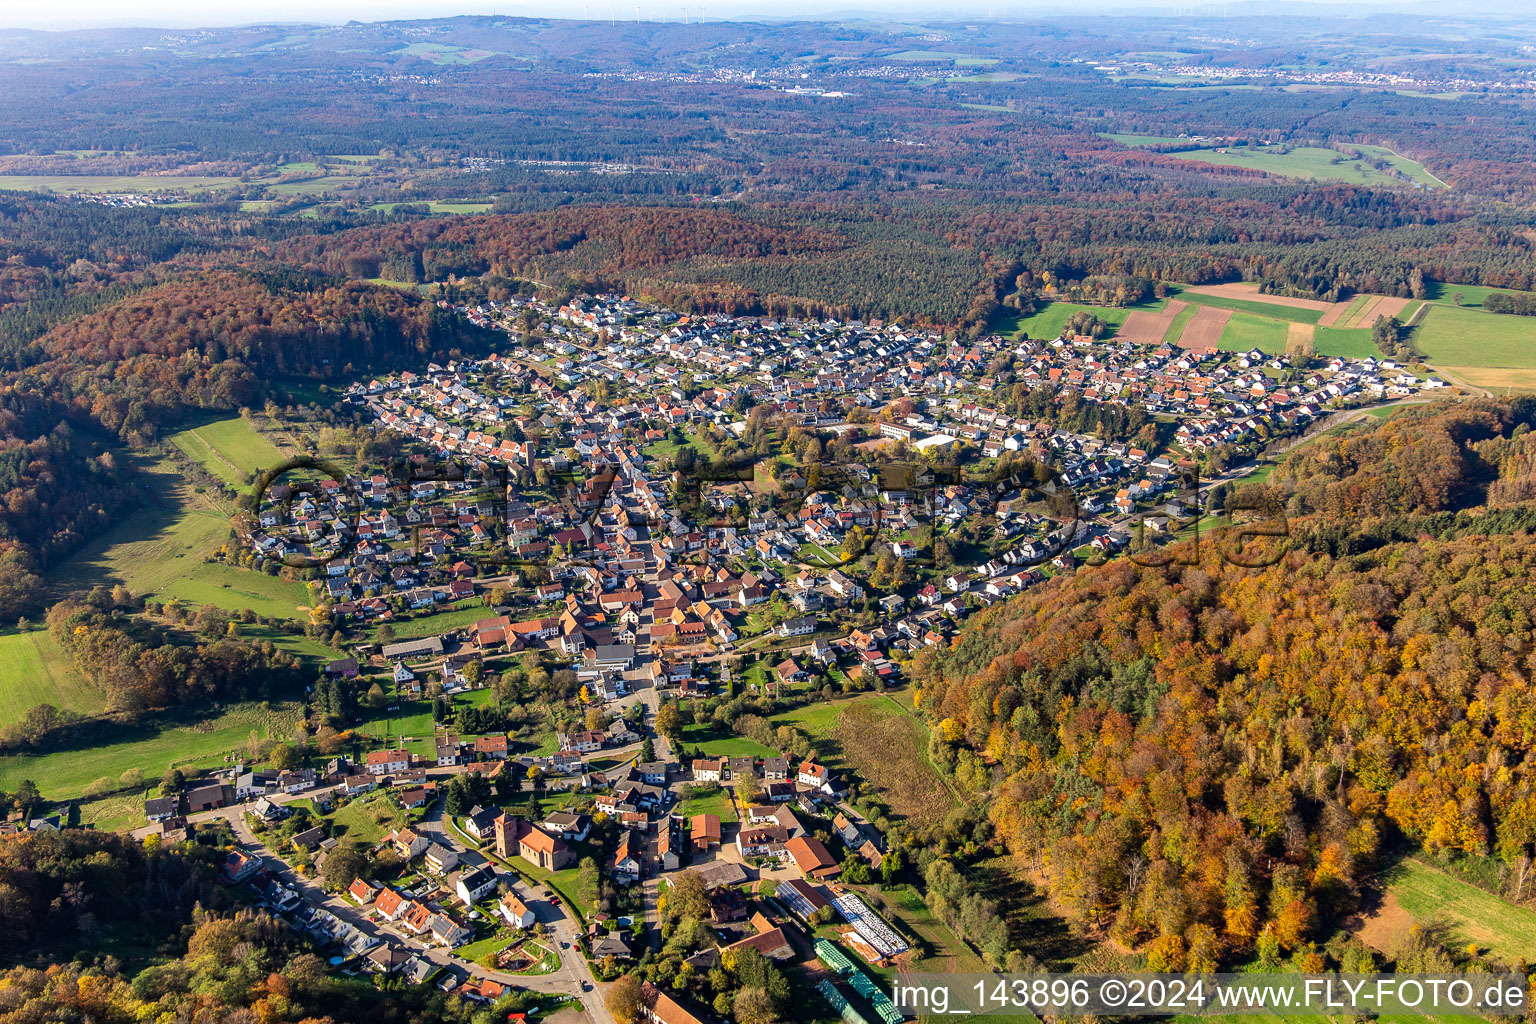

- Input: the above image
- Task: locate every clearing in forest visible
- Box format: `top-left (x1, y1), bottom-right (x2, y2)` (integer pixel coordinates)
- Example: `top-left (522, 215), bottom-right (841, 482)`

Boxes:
top-left (1367, 858), bottom-right (1536, 964)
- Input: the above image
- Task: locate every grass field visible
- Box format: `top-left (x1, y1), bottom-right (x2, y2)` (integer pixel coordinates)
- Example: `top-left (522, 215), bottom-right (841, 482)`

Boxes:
top-left (1413, 303), bottom-right (1536, 369)
top-left (328, 790), bottom-right (409, 845)
top-left (772, 691), bottom-right (956, 827)
top-left (1162, 301), bottom-right (1200, 345)
top-left (168, 416), bottom-right (291, 486)
top-left (0, 628), bottom-right (104, 724)
top-left (677, 722), bottom-right (778, 759)
top-left (77, 790), bottom-right (152, 833)
top-left (887, 49), bottom-right (983, 61)
top-left (1100, 132), bottom-right (1187, 146)
top-left (369, 200), bottom-right (495, 214)
top-left (677, 786), bottom-right (739, 823)
top-left (1437, 366), bottom-right (1536, 392)
top-left (353, 699), bottom-right (439, 755)
top-left (0, 174), bottom-right (242, 193)
top-left (366, 602), bottom-right (487, 642)
top-left (0, 701), bottom-right (301, 800)
top-left (1313, 326), bottom-right (1383, 359)
top-left (49, 453), bottom-right (234, 592)
top-left (994, 301), bottom-right (1150, 342)
top-left (1423, 282), bottom-right (1536, 310)
top-left (391, 42), bottom-right (501, 64)
top-left (1217, 312), bottom-right (1290, 354)
top-left (1170, 285), bottom-right (1325, 324)
top-left (1107, 139), bottom-right (1444, 188)
top-left (240, 623), bottom-right (345, 662)
top-left (268, 175), bottom-right (364, 196)
top-left (155, 561), bottom-right (310, 618)
top-left (1379, 857), bottom-right (1536, 963)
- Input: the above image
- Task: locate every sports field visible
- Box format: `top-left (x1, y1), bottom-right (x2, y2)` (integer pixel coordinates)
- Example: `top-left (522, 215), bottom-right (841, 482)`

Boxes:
top-left (0, 629), bottom-right (104, 725)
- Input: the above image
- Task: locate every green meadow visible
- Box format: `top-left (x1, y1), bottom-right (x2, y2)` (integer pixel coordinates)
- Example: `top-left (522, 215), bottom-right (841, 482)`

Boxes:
top-left (168, 415), bottom-right (292, 486)
top-left (0, 701), bottom-right (302, 800)
top-left (1383, 858), bottom-right (1536, 963)
top-left (0, 629), bottom-right (105, 725)
top-left (1413, 303), bottom-right (1536, 370)
top-left (0, 174), bottom-right (242, 193)
top-left (1105, 136), bottom-right (1444, 188)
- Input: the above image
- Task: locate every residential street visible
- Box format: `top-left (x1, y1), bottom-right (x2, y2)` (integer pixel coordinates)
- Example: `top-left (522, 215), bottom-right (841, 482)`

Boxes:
top-left (136, 781), bottom-right (613, 1023)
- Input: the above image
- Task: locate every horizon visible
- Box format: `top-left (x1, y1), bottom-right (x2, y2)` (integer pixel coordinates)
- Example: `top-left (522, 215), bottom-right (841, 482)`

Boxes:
top-left (0, 0), bottom-right (1499, 32)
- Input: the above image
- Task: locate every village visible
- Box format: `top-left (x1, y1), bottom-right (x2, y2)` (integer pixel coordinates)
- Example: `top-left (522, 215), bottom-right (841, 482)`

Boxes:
top-left (132, 289), bottom-right (1434, 1024)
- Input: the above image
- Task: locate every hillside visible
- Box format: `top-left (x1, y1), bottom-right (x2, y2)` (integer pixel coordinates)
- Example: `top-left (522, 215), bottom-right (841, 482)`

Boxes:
top-left (913, 399), bottom-right (1536, 971)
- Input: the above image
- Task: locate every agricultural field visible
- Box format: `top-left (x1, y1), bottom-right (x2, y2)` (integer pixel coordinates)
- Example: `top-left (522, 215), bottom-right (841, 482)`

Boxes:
top-left (996, 286), bottom-right (1382, 356)
top-left (1313, 326), bottom-right (1384, 359)
top-left (995, 301), bottom-right (1153, 342)
top-left (0, 628), bottom-right (104, 725)
top-left (1217, 312), bottom-right (1290, 355)
top-left (887, 49), bottom-right (988, 62)
top-left (0, 701), bottom-right (302, 800)
top-left (1171, 284), bottom-right (1328, 323)
top-left (391, 42), bottom-right (501, 64)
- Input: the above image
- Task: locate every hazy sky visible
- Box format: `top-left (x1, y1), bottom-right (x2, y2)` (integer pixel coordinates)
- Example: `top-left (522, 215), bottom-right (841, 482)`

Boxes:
top-left (4, 0), bottom-right (1423, 31)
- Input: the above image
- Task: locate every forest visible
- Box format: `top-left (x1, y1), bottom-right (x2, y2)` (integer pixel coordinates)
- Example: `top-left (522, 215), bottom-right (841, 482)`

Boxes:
top-left (912, 400), bottom-right (1536, 972)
